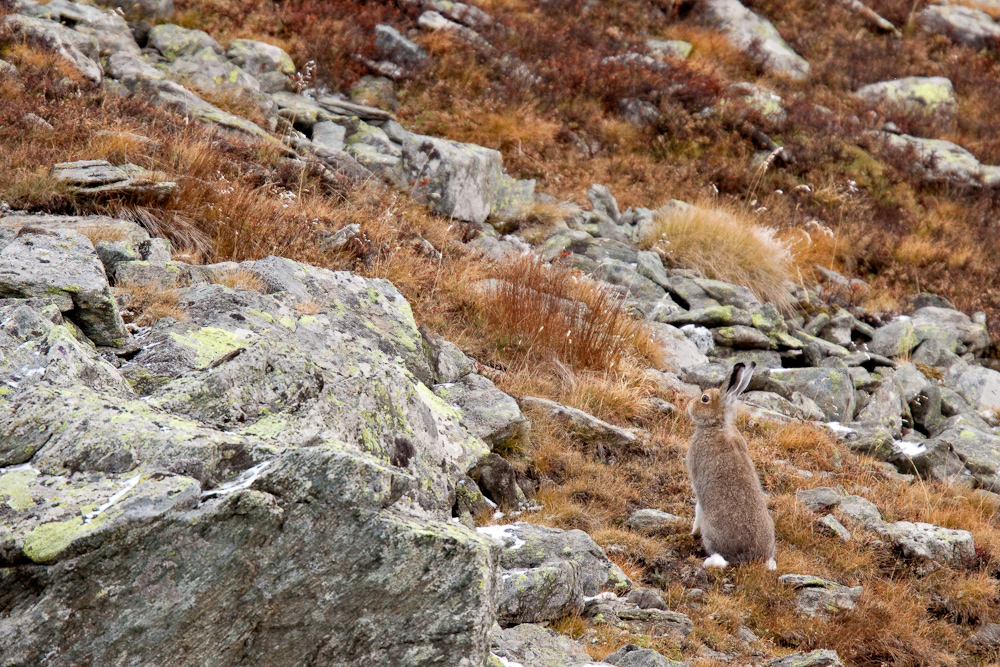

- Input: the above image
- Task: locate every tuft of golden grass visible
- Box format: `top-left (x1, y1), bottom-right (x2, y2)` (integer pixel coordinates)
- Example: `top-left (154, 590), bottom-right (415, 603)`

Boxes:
top-left (114, 280), bottom-right (188, 327)
top-left (472, 255), bottom-right (663, 373)
top-left (77, 223), bottom-right (130, 246)
top-left (211, 268), bottom-right (266, 292)
top-left (640, 204), bottom-right (796, 311)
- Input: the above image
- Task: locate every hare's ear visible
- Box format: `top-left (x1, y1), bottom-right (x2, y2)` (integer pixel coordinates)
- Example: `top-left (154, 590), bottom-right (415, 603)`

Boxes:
top-left (723, 362), bottom-right (756, 404)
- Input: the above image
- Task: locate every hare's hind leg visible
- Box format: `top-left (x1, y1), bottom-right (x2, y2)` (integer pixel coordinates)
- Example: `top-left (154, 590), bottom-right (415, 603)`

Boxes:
top-left (766, 558), bottom-right (777, 571)
top-left (691, 501), bottom-right (703, 537)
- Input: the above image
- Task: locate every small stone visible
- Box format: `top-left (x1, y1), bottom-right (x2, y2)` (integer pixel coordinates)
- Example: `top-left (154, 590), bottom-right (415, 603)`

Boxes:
top-left (835, 495), bottom-right (884, 527)
top-left (626, 587), bottom-right (668, 611)
top-left (819, 515), bottom-right (852, 541)
top-left (796, 487), bottom-right (843, 511)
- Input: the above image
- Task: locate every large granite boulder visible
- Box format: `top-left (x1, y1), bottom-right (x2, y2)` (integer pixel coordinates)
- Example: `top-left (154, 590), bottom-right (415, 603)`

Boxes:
top-left (918, 4), bottom-right (1000, 48)
top-left (0, 256), bottom-right (506, 665)
top-left (855, 76), bottom-right (956, 120)
top-left (695, 0), bottom-right (810, 80)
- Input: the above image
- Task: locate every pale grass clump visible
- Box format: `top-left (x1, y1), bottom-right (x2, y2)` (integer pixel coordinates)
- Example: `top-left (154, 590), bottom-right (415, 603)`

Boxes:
top-left (641, 205), bottom-right (795, 310)
top-left (211, 268), bottom-right (267, 292)
top-left (113, 280), bottom-right (187, 327)
top-left (77, 223), bottom-right (130, 247)
top-left (475, 255), bottom-right (663, 373)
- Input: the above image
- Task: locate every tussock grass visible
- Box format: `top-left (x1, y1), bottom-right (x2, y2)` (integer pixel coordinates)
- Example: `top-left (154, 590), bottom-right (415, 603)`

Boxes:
top-left (641, 204), bottom-right (796, 310)
top-left (211, 268), bottom-right (266, 292)
top-left (114, 280), bottom-right (187, 326)
top-left (475, 255), bottom-right (662, 372)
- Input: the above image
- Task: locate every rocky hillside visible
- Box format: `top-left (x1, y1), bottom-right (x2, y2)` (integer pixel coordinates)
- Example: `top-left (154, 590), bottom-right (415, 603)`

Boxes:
top-left (3, 0), bottom-right (1000, 665)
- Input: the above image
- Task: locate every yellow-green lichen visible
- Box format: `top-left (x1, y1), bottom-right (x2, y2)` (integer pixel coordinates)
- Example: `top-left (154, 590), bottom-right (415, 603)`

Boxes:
top-left (0, 467), bottom-right (38, 512)
top-left (170, 327), bottom-right (243, 369)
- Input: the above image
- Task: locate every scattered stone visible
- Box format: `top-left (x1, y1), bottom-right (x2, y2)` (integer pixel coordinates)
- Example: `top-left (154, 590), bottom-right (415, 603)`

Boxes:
top-left (605, 644), bottom-right (684, 667)
top-left (770, 365), bottom-right (856, 421)
top-left (375, 24), bottom-right (428, 68)
top-left (779, 574), bottom-right (863, 617)
top-left (796, 486), bottom-right (843, 511)
top-left (766, 649), bottom-right (843, 667)
top-left (695, 0), bottom-right (810, 80)
top-left (434, 373), bottom-right (530, 447)
top-left (835, 495), bottom-right (884, 527)
top-left (855, 76), bottom-right (956, 120)
top-left (52, 160), bottom-right (176, 199)
top-left (626, 508), bottom-right (683, 534)
top-left (819, 515), bottom-right (852, 541)
top-left (918, 4), bottom-right (1000, 49)
top-left (874, 521), bottom-right (976, 572)
top-left (3, 14), bottom-right (102, 83)
top-left (469, 453), bottom-right (528, 510)
top-left (491, 624), bottom-right (597, 667)
top-left (226, 38), bottom-right (295, 76)
top-left (646, 39), bottom-right (693, 60)
top-left (968, 623), bottom-right (1000, 653)
top-left (877, 132), bottom-right (1000, 189)
top-left (147, 23), bottom-right (222, 61)
top-left (520, 396), bottom-right (637, 446)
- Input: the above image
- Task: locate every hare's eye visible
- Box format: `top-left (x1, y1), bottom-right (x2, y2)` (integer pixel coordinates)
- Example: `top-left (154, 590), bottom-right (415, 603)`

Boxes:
top-left (700, 394), bottom-right (710, 404)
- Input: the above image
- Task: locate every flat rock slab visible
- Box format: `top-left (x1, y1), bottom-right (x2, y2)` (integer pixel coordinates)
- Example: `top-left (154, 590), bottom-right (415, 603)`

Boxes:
top-left (779, 574), bottom-right (863, 617)
top-left (520, 396), bottom-right (637, 446)
top-left (874, 521), bottom-right (976, 572)
top-left (52, 160), bottom-right (176, 199)
top-left (491, 623), bottom-right (603, 667)
top-left (626, 508), bottom-right (684, 533)
top-left (0, 228), bottom-right (128, 346)
top-left (766, 650), bottom-right (843, 667)
top-left (855, 76), bottom-right (956, 119)
top-left (434, 373), bottom-right (529, 447)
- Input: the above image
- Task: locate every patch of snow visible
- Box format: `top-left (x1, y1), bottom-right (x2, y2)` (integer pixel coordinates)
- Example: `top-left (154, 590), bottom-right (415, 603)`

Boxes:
top-left (233, 328), bottom-right (254, 341)
top-left (500, 568), bottom-right (529, 580)
top-left (494, 656), bottom-right (525, 667)
top-left (824, 421), bottom-right (855, 435)
top-left (1, 463), bottom-right (39, 475)
top-left (201, 460), bottom-right (272, 498)
top-left (583, 591), bottom-right (618, 602)
top-left (493, 510), bottom-right (505, 520)
top-left (894, 440), bottom-right (926, 457)
top-left (483, 496), bottom-right (498, 509)
top-left (477, 524), bottom-right (526, 550)
top-left (84, 474), bottom-right (142, 523)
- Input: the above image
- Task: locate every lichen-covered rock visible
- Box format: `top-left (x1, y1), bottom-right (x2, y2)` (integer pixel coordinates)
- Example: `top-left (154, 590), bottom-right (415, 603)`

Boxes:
top-left (796, 486), bottom-right (843, 512)
top-left (147, 23), bottom-right (223, 61)
top-left (479, 522), bottom-right (632, 626)
top-left (226, 38), bottom-right (296, 75)
top-left (766, 650), bottom-right (843, 667)
top-left (400, 134), bottom-right (535, 224)
top-left (0, 228), bottom-right (128, 346)
top-left (646, 39), bottom-right (693, 60)
top-left (945, 362), bottom-right (1000, 413)
top-left (0, 256), bottom-right (505, 665)
top-left (695, 0), bottom-right (810, 80)
top-left (835, 495), bottom-right (884, 527)
top-left (582, 595), bottom-right (692, 638)
top-left (520, 396), bottom-right (637, 446)
top-left (375, 24), bottom-right (428, 67)
top-left (434, 373), bottom-right (529, 447)
top-left (20, 0), bottom-right (139, 57)
top-left (918, 4), bottom-right (1000, 48)
top-left (874, 521), bottom-right (976, 572)
top-left (52, 159), bottom-right (176, 199)
top-left (626, 508), bottom-right (683, 533)
top-left (605, 644), bottom-right (685, 667)
top-left (491, 623), bottom-right (601, 667)
top-left (770, 364), bottom-right (856, 421)
top-left (469, 453), bottom-right (528, 509)
top-left (855, 76), bottom-right (956, 120)
top-left (167, 46), bottom-right (261, 92)
top-left (878, 132), bottom-right (1000, 188)
top-left (779, 574), bottom-right (863, 617)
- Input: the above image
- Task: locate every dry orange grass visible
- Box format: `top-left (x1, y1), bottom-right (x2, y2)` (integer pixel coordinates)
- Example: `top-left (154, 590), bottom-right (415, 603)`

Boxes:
top-left (210, 267), bottom-right (267, 292)
top-left (473, 255), bottom-right (662, 373)
top-left (114, 280), bottom-right (188, 326)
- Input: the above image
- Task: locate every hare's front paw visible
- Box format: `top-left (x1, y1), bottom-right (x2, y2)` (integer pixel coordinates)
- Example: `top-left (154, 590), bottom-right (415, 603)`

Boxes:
top-left (703, 554), bottom-right (728, 569)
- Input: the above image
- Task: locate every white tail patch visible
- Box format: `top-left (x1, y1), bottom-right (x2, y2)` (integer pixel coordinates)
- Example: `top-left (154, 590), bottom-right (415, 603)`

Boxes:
top-left (703, 553), bottom-right (729, 569)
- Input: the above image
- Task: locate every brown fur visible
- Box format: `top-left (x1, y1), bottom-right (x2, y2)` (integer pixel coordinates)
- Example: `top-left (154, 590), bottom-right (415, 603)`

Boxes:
top-left (686, 363), bottom-right (775, 566)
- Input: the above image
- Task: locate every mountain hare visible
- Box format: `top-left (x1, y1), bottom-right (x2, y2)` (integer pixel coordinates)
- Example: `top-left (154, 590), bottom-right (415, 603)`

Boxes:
top-left (687, 362), bottom-right (776, 570)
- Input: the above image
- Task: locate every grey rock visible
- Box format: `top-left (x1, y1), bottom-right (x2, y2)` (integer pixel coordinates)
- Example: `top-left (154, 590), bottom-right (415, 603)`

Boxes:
top-left (470, 453), bottom-right (528, 509)
top-left (744, 391), bottom-right (822, 421)
top-left (52, 160), bottom-right (176, 199)
top-left (421, 326), bottom-right (474, 383)
top-left (855, 76), bottom-right (956, 120)
top-left (945, 362), bottom-right (1000, 412)
top-left (593, 259), bottom-right (665, 302)
top-left (874, 521), bottom-right (976, 572)
top-left (226, 38), bottom-right (295, 76)
top-left (766, 650), bottom-right (842, 667)
top-left (453, 474), bottom-right (490, 525)
top-left (312, 120), bottom-right (347, 152)
top-left (400, 134), bottom-right (534, 224)
top-left (626, 508), bottom-right (683, 533)
top-left (680, 324), bottom-right (714, 354)
top-left (730, 81), bottom-right (786, 123)
top-left (969, 623), bottom-right (1000, 653)
top-left (835, 495), bottom-right (883, 527)
top-left (491, 624), bottom-right (597, 667)
top-left (0, 229), bottom-right (128, 346)
top-left (819, 309), bottom-right (855, 347)
top-left (695, 0), bottom-right (810, 80)
top-left (588, 183), bottom-right (621, 222)
top-left (0, 257), bottom-right (504, 664)
top-left (626, 587), bottom-right (668, 611)
top-left (134, 78), bottom-right (272, 139)
top-left (819, 515), bottom-right (852, 541)
top-left (712, 325), bottom-right (771, 349)
top-left (167, 46), bottom-right (261, 93)
top-left (375, 24), bottom-right (427, 67)
top-left (779, 574), bottom-right (863, 617)
top-left (878, 132), bottom-right (1000, 189)
top-left (856, 369), bottom-right (906, 435)
top-left (101, 0), bottom-right (172, 20)
top-left (636, 250), bottom-right (670, 288)
top-left (646, 39), bottom-right (693, 60)
top-left (480, 522), bottom-right (631, 626)
top-left (770, 364), bottom-right (856, 421)
top-left (648, 322), bottom-right (710, 373)
top-left (584, 598), bottom-right (693, 638)
top-left (796, 486), bottom-right (843, 511)
top-left (520, 396), bottom-right (637, 446)
top-left (147, 23), bottom-right (222, 61)
top-left (918, 4), bottom-right (1000, 49)
top-left (662, 304), bottom-right (753, 328)
top-left (605, 644), bottom-right (684, 667)
top-left (434, 373), bottom-right (529, 448)
top-left (3, 14), bottom-right (102, 82)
